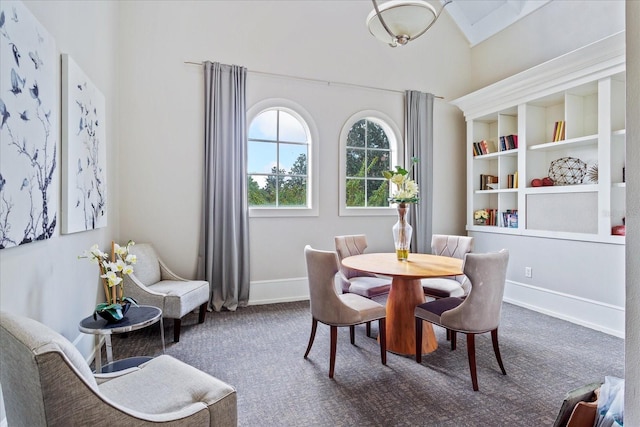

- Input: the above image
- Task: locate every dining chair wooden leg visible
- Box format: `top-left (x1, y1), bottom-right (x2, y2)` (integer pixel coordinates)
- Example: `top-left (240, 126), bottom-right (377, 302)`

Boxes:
top-left (198, 302), bottom-right (207, 323)
top-left (350, 325), bottom-right (355, 345)
top-left (174, 319), bottom-right (181, 343)
top-left (329, 325), bottom-right (338, 378)
top-left (304, 318), bottom-right (318, 358)
top-left (451, 331), bottom-right (457, 351)
top-left (415, 318), bottom-right (423, 363)
top-left (466, 333), bottom-right (479, 391)
top-left (378, 318), bottom-right (387, 365)
top-left (366, 321), bottom-right (372, 338)
top-left (491, 328), bottom-right (507, 375)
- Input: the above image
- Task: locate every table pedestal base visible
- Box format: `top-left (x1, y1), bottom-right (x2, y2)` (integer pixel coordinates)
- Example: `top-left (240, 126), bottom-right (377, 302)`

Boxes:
top-left (384, 277), bottom-right (437, 356)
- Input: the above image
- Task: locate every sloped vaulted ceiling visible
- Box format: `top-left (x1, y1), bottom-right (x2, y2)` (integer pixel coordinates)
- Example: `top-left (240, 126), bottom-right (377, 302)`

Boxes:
top-left (443, 0), bottom-right (551, 46)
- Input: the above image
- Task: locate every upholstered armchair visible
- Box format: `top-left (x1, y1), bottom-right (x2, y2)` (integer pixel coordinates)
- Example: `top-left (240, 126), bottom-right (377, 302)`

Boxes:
top-left (421, 234), bottom-right (474, 299)
top-left (123, 243), bottom-right (209, 342)
top-left (334, 234), bottom-right (391, 298)
top-left (0, 310), bottom-right (237, 426)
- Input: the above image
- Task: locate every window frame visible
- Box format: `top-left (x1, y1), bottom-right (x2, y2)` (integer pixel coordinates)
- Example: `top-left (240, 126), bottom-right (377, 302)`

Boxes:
top-left (339, 110), bottom-right (402, 217)
top-left (247, 98), bottom-right (319, 217)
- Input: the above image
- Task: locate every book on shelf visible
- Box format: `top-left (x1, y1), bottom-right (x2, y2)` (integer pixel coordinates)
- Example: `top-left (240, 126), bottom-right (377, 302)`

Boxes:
top-left (480, 174), bottom-right (499, 190)
top-left (553, 121), bottom-right (565, 142)
top-left (505, 171), bottom-right (519, 189)
top-left (501, 209), bottom-right (518, 228)
top-left (499, 134), bottom-right (518, 151)
top-left (472, 139), bottom-right (497, 156)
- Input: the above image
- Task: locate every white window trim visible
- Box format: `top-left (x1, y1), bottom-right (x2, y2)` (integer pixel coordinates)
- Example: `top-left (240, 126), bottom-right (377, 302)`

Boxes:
top-left (247, 98), bottom-right (319, 218)
top-left (339, 110), bottom-right (403, 217)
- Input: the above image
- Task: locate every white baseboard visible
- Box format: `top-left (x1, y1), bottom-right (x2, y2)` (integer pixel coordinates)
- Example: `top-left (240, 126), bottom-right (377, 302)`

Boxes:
top-left (248, 277), bottom-right (309, 305)
top-left (246, 277), bottom-right (625, 338)
top-left (504, 280), bottom-right (625, 338)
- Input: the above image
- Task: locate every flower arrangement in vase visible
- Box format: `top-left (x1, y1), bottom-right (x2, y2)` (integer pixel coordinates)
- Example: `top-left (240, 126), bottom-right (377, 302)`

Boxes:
top-left (383, 157), bottom-right (419, 260)
top-left (80, 240), bottom-right (138, 322)
top-left (474, 209), bottom-right (489, 225)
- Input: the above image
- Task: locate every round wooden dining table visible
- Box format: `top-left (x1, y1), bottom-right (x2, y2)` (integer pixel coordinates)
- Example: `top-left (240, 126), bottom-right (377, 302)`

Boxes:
top-left (341, 253), bottom-right (463, 356)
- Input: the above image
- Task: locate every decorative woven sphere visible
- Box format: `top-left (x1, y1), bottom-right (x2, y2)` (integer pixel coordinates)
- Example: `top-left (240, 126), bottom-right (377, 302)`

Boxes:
top-left (548, 157), bottom-right (587, 185)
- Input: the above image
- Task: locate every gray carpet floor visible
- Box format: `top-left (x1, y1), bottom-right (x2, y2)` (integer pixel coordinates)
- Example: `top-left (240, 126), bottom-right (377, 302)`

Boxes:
top-left (107, 299), bottom-right (624, 426)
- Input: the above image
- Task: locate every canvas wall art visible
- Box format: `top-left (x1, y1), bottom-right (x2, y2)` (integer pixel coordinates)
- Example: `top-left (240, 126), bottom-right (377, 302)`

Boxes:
top-left (61, 54), bottom-right (107, 234)
top-left (0, 0), bottom-right (58, 249)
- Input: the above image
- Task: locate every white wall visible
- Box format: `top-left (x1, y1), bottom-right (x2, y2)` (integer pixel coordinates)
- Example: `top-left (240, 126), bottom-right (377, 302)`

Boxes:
top-left (469, 0), bottom-right (626, 91)
top-left (0, 0), bottom-right (121, 422)
top-left (116, 1), bottom-right (470, 301)
top-left (0, 0), bottom-right (120, 359)
top-left (625, 1), bottom-right (640, 424)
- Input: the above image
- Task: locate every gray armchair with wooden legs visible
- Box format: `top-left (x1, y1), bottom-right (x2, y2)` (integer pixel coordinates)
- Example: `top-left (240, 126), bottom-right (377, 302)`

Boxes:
top-left (0, 310), bottom-right (237, 426)
top-left (414, 250), bottom-right (509, 391)
top-left (303, 245), bottom-right (387, 378)
top-left (123, 243), bottom-right (209, 342)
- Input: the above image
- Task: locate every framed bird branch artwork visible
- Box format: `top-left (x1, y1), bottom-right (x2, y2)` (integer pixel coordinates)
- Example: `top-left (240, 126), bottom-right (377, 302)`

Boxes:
top-left (0, 0), bottom-right (58, 249)
top-left (61, 54), bottom-right (107, 234)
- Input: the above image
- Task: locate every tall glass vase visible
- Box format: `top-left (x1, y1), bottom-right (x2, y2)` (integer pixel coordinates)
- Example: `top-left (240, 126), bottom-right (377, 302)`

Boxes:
top-left (393, 203), bottom-right (413, 261)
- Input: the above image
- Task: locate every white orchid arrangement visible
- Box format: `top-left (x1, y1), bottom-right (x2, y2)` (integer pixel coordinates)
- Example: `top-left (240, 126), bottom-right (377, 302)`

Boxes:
top-left (383, 157), bottom-right (420, 204)
top-left (80, 240), bottom-right (138, 320)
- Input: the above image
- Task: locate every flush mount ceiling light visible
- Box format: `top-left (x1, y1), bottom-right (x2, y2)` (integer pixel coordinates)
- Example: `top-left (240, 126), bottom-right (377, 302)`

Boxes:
top-left (366, 0), bottom-right (452, 47)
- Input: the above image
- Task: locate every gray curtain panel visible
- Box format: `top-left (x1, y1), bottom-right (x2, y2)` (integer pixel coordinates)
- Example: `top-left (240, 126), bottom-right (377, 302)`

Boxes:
top-left (405, 90), bottom-right (434, 254)
top-left (198, 61), bottom-right (250, 311)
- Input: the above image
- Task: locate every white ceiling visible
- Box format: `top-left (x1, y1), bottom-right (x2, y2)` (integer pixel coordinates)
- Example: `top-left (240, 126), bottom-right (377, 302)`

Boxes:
top-left (442, 0), bottom-right (552, 46)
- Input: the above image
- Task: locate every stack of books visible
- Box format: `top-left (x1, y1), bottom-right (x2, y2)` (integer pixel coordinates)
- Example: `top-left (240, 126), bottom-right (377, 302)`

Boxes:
top-left (472, 139), bottom-right (496, 156)
top-left (480, 174), bottom-right (499, 190)
top-left (499, 134), bottom-right (518, 150)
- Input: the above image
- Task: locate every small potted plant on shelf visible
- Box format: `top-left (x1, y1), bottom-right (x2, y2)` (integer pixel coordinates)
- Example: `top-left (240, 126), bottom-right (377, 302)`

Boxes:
top-left (80, 240), bottom-right (138, 323)
top-left (474, 209), bottom-right (489, 225)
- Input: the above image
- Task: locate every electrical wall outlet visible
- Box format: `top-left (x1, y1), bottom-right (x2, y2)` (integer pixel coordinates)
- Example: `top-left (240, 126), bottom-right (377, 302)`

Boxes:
top-left (525, 267), bottom-right (532, 278)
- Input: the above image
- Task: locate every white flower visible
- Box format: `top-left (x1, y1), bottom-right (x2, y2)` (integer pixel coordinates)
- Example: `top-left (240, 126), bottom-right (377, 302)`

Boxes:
top-left (474, 210), bottom-right (489, 220)
top-left (383, 158), bottom-right (420, 204)
top-left (101, 270), bottom-right (123, 287)
top-left (122, 265), bottom-right (134, 275)
top-left (125, 254), bottom-right (137, 264)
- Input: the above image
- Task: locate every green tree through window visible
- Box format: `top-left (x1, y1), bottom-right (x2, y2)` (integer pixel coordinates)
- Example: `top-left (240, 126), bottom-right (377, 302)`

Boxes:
top-left (345, 119), bottom-right (392, 207)
top-left (247, 108), bottom-right (309, 207)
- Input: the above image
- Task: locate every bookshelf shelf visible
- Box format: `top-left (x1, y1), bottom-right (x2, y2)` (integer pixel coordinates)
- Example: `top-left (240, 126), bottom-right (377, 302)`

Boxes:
top-left (528, 134), bottom-right (598, 151)
top-left (523, 184), bottom-right (598, 195)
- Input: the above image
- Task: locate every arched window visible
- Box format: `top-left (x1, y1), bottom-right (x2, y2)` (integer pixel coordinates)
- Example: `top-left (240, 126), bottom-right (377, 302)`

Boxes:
top-left (340, 111), bottom-right (401, 216)
top-left (247, 99), bottom-right (318, 217)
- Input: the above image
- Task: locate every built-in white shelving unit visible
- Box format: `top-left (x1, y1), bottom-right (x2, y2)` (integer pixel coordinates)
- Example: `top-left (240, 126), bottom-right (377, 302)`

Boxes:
top-left (452, 34), bottom-right (626, 245)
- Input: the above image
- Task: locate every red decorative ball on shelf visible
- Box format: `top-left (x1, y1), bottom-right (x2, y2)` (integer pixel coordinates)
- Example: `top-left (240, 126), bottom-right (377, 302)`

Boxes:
top-left (531, 178), bottom-right (542, 187)
top-left (612, 225), bottom-right (625, 236)
top-left (542, 177), bottom-right (554, 186)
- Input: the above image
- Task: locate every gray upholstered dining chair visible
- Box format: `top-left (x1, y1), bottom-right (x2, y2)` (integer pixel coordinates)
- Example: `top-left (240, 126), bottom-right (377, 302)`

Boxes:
top-left (303, 245), bottom-right (387, 378)
top-left (421, 234), bottom-right (474, 299)
top-left (414, 249), bottom-right (509, 391)
top-left (334, 234), bottom-right (391, 299)
top-left (0, 310), bottom-right (237, 426)
top-left (123, 243), bottom-right (209, 342)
